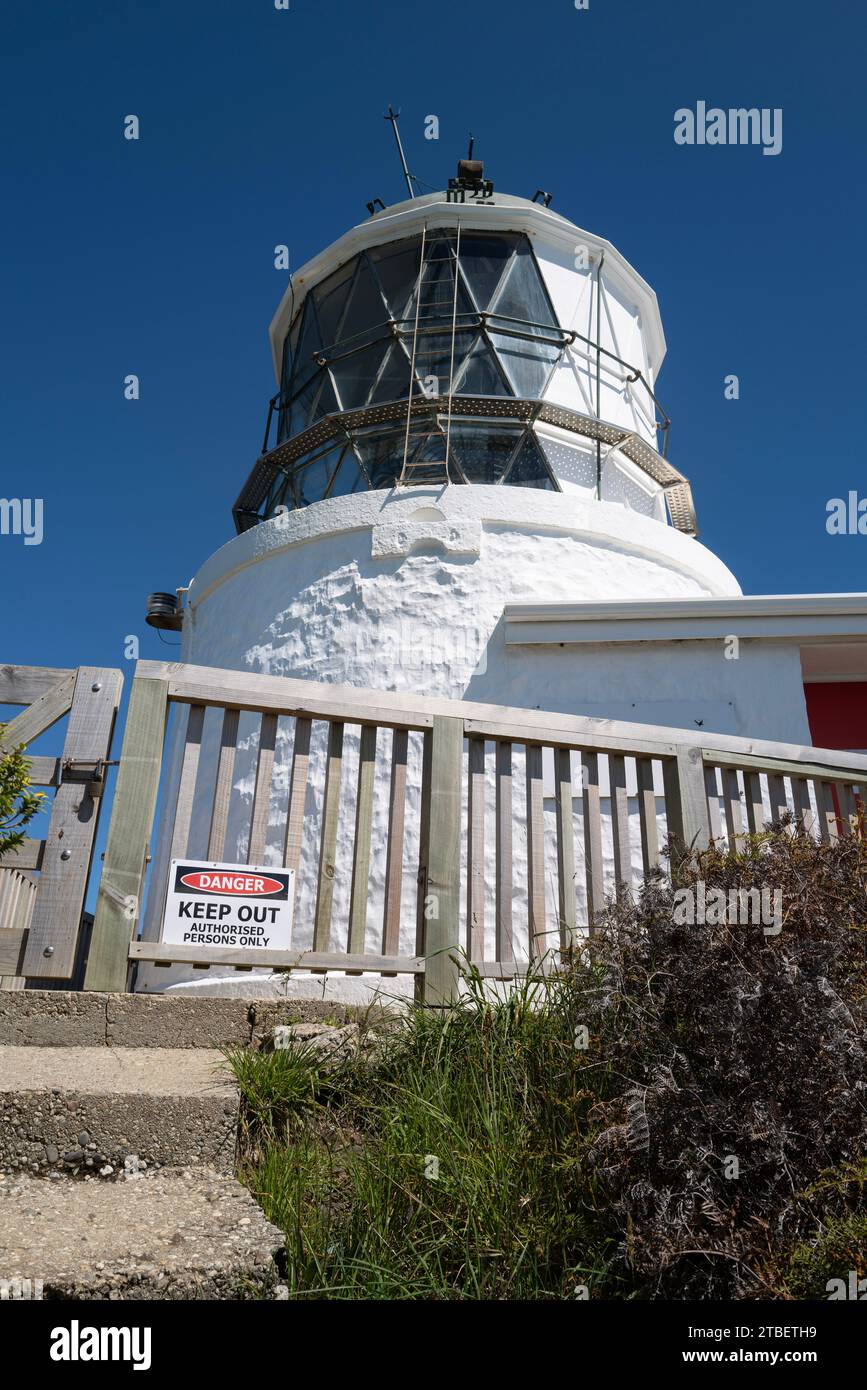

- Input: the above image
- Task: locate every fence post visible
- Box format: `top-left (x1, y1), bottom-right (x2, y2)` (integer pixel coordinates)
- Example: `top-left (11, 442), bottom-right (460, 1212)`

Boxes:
top-left (663, 745), bottom-right (711, 876)
top-left (84, 675), bottom-right (168, 992)
top-left (421, 715), bottom-right (463, 1007)
top-left (22, 668), bottom-right (122, 980)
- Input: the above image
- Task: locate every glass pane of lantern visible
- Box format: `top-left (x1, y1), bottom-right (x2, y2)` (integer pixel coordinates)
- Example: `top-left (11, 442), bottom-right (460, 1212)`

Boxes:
top-left (413, 330), bottom-right (477, 398)
top-left (459, 232), bottom-right (519, 310)
top-left (276, 398), bottom-right (293, 445)
top-left (369, 342), bottom-right (414, 404)
top-left (368, 238), bottom-right (423, 324)
top-left (287, 297), bottom-right (323, 393)
top-left (490, 332), bottom-right (561, 399)
top-left (339, 255), bottom-right (390, 351)
top-left (280, 337), bottom-right (294, 400)
top-left (455, 334), bottom-right (513, 396)
top-left (329, 341), bottom-right (392, 410)
top-left (405, 429), bottom-right (451, 482)
top-left (265, 475), bottom-right (292, 517)
top-left (314, 371), bottom-right (339, 421)
top-left (352, 430), bottom-right (399, 489)
top-left (293, 446), bottom-right (342, 507)
top-left (287, 369), bottom-right (338, 437)
top-left (414, 237), bottom-right (458, 321)
top-left (409, 238), bottom-right (476, 330)
top-left (287, 372), bottom-right (322, 437)
top-left (502, 432), bottom-right (556, 490)
top-left (281, 301), bottom-right (307, 396)
top-left (312, 256), bottom-right (358, 350)
top-left (328, 447), bottom-right (368, 498)
top-left (447, 424), bottom-right (526, 484)
top-left (352, 425), bottom-right (431, 489)
top-left (492, 237), bottom-right (559, 331)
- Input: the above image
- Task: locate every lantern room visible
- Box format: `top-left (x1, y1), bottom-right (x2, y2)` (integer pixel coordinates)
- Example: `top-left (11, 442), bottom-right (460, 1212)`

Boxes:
top-left (233, 191), bottom-right (697, 535)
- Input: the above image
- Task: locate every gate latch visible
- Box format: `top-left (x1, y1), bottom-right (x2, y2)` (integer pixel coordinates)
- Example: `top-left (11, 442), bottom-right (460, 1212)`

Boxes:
top-left (61, 758), bottom-right (118, 795)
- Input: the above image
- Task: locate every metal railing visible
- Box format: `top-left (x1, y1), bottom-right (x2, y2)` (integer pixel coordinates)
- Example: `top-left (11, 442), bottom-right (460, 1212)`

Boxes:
top-left (238, 390), bottom-right (694, 536)
top-left (263, 310), bottom-right (671, 460)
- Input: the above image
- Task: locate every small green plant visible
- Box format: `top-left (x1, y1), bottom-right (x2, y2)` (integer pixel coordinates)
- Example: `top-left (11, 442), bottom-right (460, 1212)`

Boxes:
top-left (223, 1044), bottom-right (325, 1149)
top-left (779, 1211), bottom-right (867, 1299)
top-left (0, 731), bottom-right (44, 860)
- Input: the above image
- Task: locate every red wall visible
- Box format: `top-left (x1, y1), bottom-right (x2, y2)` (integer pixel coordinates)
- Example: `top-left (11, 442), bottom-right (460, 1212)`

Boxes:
top-left (804, 683), bottom-right (867, 751)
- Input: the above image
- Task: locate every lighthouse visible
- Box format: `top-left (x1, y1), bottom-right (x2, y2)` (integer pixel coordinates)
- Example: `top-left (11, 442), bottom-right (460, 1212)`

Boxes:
top-left (137, 162), bottom-right (867, 999)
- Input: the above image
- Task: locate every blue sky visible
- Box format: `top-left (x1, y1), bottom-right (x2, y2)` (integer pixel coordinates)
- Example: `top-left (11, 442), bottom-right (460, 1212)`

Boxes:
top-left (2, 0), bottom-right (865, 688)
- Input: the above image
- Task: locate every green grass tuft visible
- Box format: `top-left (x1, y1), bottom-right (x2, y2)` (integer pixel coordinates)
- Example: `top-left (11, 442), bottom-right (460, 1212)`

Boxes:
top-left (228, 828), bottom-right (867, 1299)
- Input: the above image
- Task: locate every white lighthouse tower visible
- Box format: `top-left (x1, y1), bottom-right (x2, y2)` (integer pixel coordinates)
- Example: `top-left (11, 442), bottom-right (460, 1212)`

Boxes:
top-left (140, 160), bottom-right (858, 999)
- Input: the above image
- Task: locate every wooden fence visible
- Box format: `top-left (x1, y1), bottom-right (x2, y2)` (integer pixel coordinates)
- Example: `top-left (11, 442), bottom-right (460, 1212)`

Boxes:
top-left (69, 660), bottom-right (867, 1002)
top-left (0, 664), bottom-right (122, 985)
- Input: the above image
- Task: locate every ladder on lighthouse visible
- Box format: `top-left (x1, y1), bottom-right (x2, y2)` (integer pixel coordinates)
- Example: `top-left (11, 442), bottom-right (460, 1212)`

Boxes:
top-left (397, 225), bottom-right (462, 486)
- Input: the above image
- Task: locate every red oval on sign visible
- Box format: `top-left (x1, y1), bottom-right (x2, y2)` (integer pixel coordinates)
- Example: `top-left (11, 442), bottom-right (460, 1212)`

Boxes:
top-left (180, 871), bottom-right (283, 897)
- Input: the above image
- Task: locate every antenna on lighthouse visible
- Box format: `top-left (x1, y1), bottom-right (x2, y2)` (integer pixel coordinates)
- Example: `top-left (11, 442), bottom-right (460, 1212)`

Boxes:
top-left (384, 106), bottom-right (417, 199)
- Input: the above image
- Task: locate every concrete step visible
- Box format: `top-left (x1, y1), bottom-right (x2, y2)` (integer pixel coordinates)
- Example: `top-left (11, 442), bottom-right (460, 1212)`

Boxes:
top-left (0, 988), bottom-right (368, 1049)
top-left (0, 1168), bottom-right (283, 1300)
top-left (0, 1047), bottom-right (238, 1175)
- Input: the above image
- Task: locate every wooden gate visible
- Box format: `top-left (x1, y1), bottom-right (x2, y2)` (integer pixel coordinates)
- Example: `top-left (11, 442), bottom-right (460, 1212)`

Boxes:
top-left (0, 664), bottom-right (122, 986)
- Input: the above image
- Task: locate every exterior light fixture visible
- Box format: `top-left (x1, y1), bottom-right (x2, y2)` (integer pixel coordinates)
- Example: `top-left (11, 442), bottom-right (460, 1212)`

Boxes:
top-left (145, 592), bottom-right (182, 631)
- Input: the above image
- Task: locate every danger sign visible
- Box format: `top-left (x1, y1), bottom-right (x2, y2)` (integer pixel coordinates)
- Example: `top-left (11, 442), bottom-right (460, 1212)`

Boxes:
top-left (162, 859), bottom-right (295, 952)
